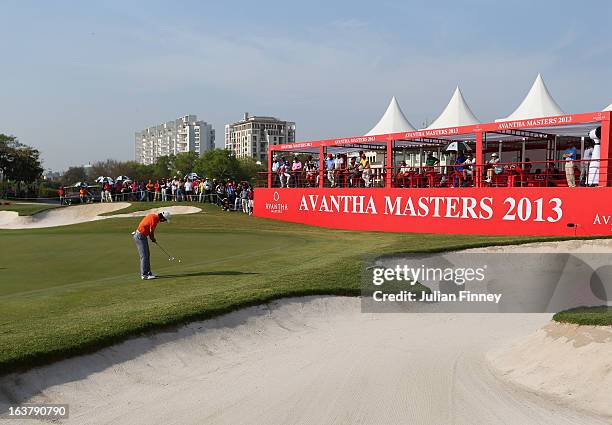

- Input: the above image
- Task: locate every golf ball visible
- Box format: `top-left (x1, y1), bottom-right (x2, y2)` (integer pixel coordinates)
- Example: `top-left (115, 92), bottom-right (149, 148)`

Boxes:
top-left (178, 260), bottom-right (182, 263)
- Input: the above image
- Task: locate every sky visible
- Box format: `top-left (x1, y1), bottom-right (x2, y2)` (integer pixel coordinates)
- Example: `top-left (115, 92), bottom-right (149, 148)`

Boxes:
top-left (1, 0), bottom-right (611, 171)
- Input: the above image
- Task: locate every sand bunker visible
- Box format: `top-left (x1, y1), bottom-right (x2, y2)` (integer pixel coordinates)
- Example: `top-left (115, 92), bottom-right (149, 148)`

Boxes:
top-left (489, 322), bottom-right (612, 418)
top-left (110, 205), bottom-right (201, 218)
top-left (0, 203), bottom-right (201, 229)
top-left (0, 296), bottom-right (609, 425)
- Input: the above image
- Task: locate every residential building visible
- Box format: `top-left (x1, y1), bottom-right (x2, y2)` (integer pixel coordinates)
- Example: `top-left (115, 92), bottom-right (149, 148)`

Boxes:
top-left (135, 115), bottom-right (215, 165)
top-left (224, 113), bottom-right (295, 162)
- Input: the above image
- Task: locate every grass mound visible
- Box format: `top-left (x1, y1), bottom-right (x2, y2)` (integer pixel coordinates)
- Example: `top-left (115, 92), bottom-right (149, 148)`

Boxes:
top-left (0, 202), bottom-right (61, 216)
top-left (553, 306), bottom-right (612, 326)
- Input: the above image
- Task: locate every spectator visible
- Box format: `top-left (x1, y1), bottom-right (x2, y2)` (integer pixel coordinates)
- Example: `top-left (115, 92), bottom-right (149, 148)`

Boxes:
top-left (248, 186), bottom-right (254, 215)
top-left (426, 152), bottom-right (440, 167)
top-left (271, 156), bottom-right (281, 187)
top-left (334, 154), bottom-right (346, 187)
top-left (397, 160), bottom-right (410, 187)
top-left (184, 179), bottom-right (193, 201)
top-left (325, 154), bottom-right (335, 187)
top-left (462, 153), bottom-right (475, 186)
top-left (161, 179), bottom-right (168, 202)
top-left (304, 156), bottom-right (318, 187)
top-left (79, 186), bottom-right (86, 203)
top-left (240, 182), bottom-right (251, 214)
top-left (291, 156), bottom-right (303, 187)
top-left (154, 180), bottom-right (161, 201)
top-left (563, 143), bottom-right (577, 188)
top-left (58, 186), bottom-right (66, 205)
top-left (580, 143), bottom-right (593, 186)
top-left (348, 157), bottom-right (360, 187)
top-left (146, 180), bottom-right (154, 201)
top-left (485, 153), bottom-right (500, 183)
top-left (279, 158), bottom-right (291, 188)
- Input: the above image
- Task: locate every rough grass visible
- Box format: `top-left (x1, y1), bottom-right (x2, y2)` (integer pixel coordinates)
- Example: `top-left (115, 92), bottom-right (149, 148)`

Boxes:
top-left (0, 203), bottom-right (560, 374)
top-left (0, 202), bottom-right (61, 216)
top-left (553, 306), bottom-right (612, 326)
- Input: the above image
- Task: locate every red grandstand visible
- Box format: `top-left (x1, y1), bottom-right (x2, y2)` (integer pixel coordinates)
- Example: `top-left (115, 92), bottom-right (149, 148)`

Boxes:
top-left (255, 109), bottom-right (611, 237)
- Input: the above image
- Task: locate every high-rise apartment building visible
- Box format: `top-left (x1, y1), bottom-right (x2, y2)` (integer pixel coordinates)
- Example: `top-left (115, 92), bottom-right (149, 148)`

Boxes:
top-left (224, 113), bottom-right (295, 162)
top-left (135, 115), bottom-right (215, 165)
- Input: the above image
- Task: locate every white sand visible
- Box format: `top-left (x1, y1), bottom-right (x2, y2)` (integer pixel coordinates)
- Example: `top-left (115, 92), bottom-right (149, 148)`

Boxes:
top-left (490, 322), bottom-right (612, 418)
top-left (0, 296), bottom-right (609, 425)
top-left (0, 203), bottom-right (201, 229)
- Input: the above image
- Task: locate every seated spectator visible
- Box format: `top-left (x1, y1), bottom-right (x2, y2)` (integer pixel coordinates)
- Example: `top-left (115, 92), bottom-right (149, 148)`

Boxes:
top-left (485, 153), bottom-right (500, 183)
top-left (462, 153), bottom-right (475, 186)
top-left (348, 157), bottom-right (360, 187)
top-left (304, 156), bottom-right (318, 187)
top-left (397, 161), bottom-right (410, 187)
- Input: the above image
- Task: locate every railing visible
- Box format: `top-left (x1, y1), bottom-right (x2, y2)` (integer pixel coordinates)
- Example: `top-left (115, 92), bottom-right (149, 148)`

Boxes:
top-left (258, 159), bottom-right (609, 189)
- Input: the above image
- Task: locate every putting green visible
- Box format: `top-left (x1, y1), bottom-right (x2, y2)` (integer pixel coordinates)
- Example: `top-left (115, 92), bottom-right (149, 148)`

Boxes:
top-left (0, 203), bottom-right (541, 373)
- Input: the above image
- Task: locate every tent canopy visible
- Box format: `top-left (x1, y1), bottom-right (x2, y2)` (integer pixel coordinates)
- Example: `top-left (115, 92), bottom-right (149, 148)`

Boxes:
top-left (426, 86), bottom-right (480, 129)
top-left (496, 74), bottom-right (564, 122)
top-left (365, 96), bottom-right (416, 135)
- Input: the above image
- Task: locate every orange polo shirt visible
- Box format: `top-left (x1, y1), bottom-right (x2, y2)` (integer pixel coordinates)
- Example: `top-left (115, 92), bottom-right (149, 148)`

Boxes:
top-left (137, 213), bottom-right (160, 236)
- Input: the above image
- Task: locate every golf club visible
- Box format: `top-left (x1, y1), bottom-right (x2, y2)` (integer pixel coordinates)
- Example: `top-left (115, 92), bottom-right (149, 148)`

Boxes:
top-left (154, 241), bottom-right (182, 263)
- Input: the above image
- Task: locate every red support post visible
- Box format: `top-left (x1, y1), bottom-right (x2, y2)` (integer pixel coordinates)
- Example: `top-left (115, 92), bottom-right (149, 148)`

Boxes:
top-left (386, 140), bottom-right (393, 188)
top-left (598, 115), bottom-right (611, 187)
top-left (267, 147), bottom-right (273, 188)
top-left (475, 131), bottom-right (483, 188)
top-left (319, 146), bottom-right (325, 188)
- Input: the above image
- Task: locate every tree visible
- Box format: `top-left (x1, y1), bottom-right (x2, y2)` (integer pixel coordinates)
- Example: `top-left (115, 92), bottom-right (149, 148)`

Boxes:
top-left (170, 152), bottom-right (199, 177)
top-left (61, 166), bottom-right (88, 186)
top-left (198, 149), bottom-right (242, 181)
top-left (0, 134), bottom-right (43, 184)
top-left (237, 157), bottom-right (266, 184)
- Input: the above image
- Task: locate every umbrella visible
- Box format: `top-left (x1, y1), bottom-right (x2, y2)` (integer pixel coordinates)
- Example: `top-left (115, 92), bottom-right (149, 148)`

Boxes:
top-left (445, 141), bottom-right (472, 152)
top-left (73, 181), bottom-right (88, 188)
top-left (115, 175), bottom-right (131, 182)
top-left (184, 172), bottom-right (200, 180)
top-left (95, 176), bottom-right (114, 184)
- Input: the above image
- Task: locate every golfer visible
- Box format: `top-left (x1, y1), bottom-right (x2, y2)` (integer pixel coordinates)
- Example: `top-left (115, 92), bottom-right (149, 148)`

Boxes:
top-left (133, 211), bottom-right (171, 280)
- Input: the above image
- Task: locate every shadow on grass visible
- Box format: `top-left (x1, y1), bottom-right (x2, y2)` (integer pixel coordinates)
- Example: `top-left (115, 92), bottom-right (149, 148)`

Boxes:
top-left (158, 271), bottom-right (258, 279)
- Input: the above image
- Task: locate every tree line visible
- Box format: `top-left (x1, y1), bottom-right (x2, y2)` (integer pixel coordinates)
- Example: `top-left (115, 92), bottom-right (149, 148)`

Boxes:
top-left (59, 150), bottom-right (266, 187)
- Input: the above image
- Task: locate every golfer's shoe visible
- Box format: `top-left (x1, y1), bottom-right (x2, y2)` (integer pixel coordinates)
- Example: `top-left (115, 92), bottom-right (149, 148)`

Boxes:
top-left (141, 274), bottom-right (157, 280)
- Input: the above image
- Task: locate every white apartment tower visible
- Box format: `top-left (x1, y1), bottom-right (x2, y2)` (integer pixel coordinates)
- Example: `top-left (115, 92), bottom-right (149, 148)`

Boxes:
top-left (224, 113), bottom-right (296, 162)
top-left (135, 115), bottom-right (215, 165)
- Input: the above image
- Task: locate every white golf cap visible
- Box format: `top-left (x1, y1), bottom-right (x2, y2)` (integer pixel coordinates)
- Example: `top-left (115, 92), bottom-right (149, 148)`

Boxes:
top-left (492, 153), bottom-right (499, 157)
top-left (160, 211), bottom-right (171, 221)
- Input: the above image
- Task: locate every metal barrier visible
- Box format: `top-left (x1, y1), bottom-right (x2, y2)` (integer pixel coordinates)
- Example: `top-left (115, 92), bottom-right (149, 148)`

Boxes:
top-left (258, 159), bottom-right (609, 189)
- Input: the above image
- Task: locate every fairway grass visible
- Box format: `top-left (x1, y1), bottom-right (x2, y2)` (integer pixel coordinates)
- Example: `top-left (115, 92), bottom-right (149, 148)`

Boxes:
top-left (0, 202), bottom-right (61, 216)
top-left (1, 204), bottom-right (550, 374)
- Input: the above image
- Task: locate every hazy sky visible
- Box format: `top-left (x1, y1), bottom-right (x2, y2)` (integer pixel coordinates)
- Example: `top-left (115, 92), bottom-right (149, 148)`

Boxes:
top-left (1, 0), bottom-right (611, 170)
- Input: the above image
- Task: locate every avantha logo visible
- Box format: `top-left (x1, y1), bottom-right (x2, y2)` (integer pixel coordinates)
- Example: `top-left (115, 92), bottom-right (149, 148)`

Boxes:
top-left (265, 192), bottom-right (288, 214)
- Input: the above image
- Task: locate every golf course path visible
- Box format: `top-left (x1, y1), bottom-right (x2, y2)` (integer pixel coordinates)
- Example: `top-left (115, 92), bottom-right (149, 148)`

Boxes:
top-left (0, 296), bottom-right (608, 425)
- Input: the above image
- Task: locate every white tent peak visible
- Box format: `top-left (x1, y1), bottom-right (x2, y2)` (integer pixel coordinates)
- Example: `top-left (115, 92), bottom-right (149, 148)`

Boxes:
top-left (426, 86), bottom-right (480, 129)
top-left (603, 103), bottom-right (612, 111)
top-left (365, 96), bottom-right (416, 135)
top-left (496, 73), bottom-right (564, 122)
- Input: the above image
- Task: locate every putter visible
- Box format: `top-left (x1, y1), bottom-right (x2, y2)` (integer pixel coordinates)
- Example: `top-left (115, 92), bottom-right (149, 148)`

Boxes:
top-left (154, 242), bottom-right (182, 263)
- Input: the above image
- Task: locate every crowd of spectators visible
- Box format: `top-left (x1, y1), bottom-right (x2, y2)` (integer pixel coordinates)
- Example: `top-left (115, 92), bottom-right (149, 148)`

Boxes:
top-left (271, 151), bottom-right (377, 188)
top-left (59, 177), bottom-right (254, 215)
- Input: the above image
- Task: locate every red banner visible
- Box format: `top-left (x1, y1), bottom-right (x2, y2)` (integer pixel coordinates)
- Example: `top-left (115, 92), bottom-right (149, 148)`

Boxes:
top-left (254, 188), bottom-right (612, 236)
